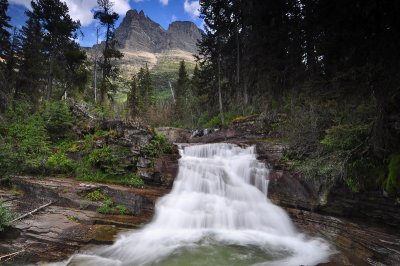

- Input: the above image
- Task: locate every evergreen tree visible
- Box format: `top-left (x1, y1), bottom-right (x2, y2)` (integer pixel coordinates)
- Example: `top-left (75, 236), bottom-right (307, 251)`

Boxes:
top-left (136, 64), bottom-right (154, 112)
top-left (0, 0), bottom-right (11, 112)
top-left (0, 0), bottom-right (11, 61)
top-left (29, 0), bottom-right (83, 100)
top-left (127, 75), bottom-right (138, 118)
top-left (174, 60), bottom-right (190, 121)
top-left (94, 0), bottom-right (123, 104)
top-left (15, 16), bottom-right (45, 107)
top-left (4, 28), bottom-right (22, 92)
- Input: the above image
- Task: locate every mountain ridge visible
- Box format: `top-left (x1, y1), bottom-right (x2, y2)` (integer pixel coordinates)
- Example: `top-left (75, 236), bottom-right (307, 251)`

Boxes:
top-left (114, 9), bottom-right (202, 54)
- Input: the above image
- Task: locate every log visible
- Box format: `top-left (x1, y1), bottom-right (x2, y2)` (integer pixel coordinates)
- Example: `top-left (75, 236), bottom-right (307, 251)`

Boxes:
top-left (10, 201), bottom-right (54, 223)
top-left (0, 250), bottom-right (24, 261)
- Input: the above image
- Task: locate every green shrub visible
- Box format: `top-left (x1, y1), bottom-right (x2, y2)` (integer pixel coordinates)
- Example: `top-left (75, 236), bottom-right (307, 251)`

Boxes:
top-left (115, 204), bottom-right (129, 215)
top-left (321, 124), bottom-right (369, 151)
top-left (96, 198), bottom-right (129, 215)
top-left (87, 147), bottom-right (113, 166)
top-left (85, 190), bottom-right (106, 201)
top-left (47, 152), bottom-right (77, 174)
top-left (96, 198), bottom-right (114, 214)
top-left (6, 113), bottom-right (50, 173)
top-left (203, 113), bottom-right (235, 128)
top-left (0, 202), bottom-right (14, 231)
top-left (142, 133), bottom-right (173, 158)
top-left (42, 101), bottom-right (74, 140)
top-left (0, 140), bottom-right (19, 180)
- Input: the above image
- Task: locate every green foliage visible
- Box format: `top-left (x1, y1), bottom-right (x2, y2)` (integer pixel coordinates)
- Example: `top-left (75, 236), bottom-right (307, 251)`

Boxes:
top-left (321, 124), bottom-right (370, 151)
top-left (112, 175), bottom-right (144, 187)
top-left (87, 147), bottom-right (113, 167)
top-left (96, 198), bottom-right (114, 214)
top-left (386, 154), bottom-right (400, 195)
top-left (42, 101), bottom-right (74, 140)
top-left (291, 156), bottom-right (342, 184)
top-left (344, 176), bottom-right (361, 193)
top-left (142, 133), bottom-right (173, 158)
top-left (6, 112), bottom-right (50, 173)
top-left (47, 151), bottom-right (77, 174)
top-left (203, 113), bottom-right (235, 128)
top-left (85, 190), bottom-right (106, 201)
top-left (96, 198), bottom-right (129, 215)
top-left (115, 204), bottom-right (129, 215)
top-left (0, 201), bottom-right (14, 231)
top-left (0, 140), bottom-right (19, 180)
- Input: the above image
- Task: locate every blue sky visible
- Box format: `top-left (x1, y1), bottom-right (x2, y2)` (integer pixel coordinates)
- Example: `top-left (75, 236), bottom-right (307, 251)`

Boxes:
top-left (7, 0), bottom-right (202, 47)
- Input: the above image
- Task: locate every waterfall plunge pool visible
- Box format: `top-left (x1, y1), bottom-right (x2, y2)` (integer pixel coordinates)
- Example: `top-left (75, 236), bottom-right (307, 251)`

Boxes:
top-left (56, 143), bottom-right (333, 266)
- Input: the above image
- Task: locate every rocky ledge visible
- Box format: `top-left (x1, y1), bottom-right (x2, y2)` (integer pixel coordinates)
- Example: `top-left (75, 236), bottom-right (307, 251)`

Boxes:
top-left (0, 177), bottom-right (171, 265)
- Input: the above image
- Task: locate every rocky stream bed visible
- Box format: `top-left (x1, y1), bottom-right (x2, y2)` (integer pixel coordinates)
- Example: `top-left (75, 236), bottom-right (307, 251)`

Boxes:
top-left (1, 119), bottom-right (399, 265)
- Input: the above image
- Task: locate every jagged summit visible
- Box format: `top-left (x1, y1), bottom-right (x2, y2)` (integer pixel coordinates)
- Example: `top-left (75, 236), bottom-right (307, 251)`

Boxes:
top-left (114, 9), bottom-right (201, 54)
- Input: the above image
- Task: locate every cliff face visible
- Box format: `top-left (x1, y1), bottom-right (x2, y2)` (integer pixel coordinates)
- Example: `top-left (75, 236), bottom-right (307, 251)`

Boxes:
top-left (114, 10), bottom-right (202, 54)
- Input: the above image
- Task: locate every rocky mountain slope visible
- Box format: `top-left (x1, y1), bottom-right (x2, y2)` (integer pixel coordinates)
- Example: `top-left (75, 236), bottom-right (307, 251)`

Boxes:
top-left (88, 9), bottom-right (201, 87)
top-left (115, 10), bottom-right (201, 54)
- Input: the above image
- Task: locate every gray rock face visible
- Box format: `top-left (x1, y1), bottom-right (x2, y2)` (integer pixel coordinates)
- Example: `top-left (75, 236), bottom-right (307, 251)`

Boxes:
top-left (114, 9), bottom-right (202, 54)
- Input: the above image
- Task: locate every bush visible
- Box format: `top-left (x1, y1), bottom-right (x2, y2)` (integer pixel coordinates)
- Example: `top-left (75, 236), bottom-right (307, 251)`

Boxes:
top-left (0, 140), bottom-right (19, 180)
top-left (142, 133), bottom-right (173, 158)
top-left (85, 190), bottom-right (106, 201)
top-left (6, 113), bottom-right (50, 173)
top-left (96, 198), bottom-right (130, 215)
top-left (202, 113), bottom-right (235, 128)
top-left (42, 101), bottom-right (74, 140)
top-left (0, 202), bottom-right (14, 231)
top-left (47, 152), bottom-right (78, 174)
top-left (96, 198), bottom-right (114, 214)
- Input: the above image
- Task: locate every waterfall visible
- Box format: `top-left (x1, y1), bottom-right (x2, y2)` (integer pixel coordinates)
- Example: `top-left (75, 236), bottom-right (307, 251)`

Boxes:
top-left (61, 143), bottom-right (332, 266)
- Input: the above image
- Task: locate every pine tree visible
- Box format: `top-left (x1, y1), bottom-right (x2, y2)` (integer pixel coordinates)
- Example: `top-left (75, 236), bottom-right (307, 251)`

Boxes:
top-left (0, 0), bottom-right (11, 61)
top-left (29, 0), bottom-right (83, 100)
top-left (94, 0), bottom-right (123, 104)
top-left (15, 16), bottom-right (45, 107)
top-left (136, 64), bottom-right (154, 112)
top-left (174, 60), bottom-right (190, 121)
top-left (127, 75), bottom-right (138, 118)
top-left (0, 0), bottom-right (11, 112)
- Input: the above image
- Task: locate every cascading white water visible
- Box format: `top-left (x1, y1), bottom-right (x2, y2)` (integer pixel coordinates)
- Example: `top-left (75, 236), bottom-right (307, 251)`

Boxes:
top-left (61, 143), bottom-right (332, 266)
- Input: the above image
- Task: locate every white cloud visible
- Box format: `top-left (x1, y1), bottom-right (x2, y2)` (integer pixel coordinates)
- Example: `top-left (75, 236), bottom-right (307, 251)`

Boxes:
top-left (10, 0), bottom-right (132, 26)
top-left (159, 0), bottom-right (168, 6)
top-left (171, 15), bottom-right (177, 22)
top-left (184, 0), bottom-right (200, 18)
top-left (9, 0), bottom-right (30, 9)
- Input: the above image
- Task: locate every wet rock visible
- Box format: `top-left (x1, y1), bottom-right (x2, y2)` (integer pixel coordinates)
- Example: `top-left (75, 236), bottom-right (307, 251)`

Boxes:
top-left (156, 127), bottom-right (192, 143)
top-left (287, 208), bottom-right (400, 266)
top-left (137, 157), bottom-right (152, 168)
top-left (154, 153), bottom-right (180, 188)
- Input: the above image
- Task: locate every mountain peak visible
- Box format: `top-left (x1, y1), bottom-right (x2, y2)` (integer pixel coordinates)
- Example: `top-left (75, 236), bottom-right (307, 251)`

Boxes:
top-left (114, 9), bottom-right (201, 53)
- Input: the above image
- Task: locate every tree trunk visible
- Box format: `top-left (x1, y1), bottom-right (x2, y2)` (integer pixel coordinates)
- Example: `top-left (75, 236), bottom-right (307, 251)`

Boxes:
top-left (218, 54), bottom-right (224, 126)
top-left (94, 27), bottom-right (99, 104)
top-left (46, 52), bottom-right (54, 100)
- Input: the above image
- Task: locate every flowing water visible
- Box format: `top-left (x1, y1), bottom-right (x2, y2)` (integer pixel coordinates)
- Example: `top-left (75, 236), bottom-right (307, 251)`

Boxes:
top-left (61, 143), bottom-right (332, 266)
